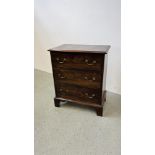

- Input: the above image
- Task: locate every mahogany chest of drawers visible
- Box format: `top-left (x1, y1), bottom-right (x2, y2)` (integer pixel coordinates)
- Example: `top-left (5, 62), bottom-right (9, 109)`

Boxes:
top-left (48, 44), bottom-right (110, 116)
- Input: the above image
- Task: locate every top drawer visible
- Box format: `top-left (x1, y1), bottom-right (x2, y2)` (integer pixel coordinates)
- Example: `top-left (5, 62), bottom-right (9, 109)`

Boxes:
top-left (51, 52), bottom-right (104, 71)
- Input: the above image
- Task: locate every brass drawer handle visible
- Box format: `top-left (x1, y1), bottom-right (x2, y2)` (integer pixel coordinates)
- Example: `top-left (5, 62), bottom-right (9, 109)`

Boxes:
top-left (92, 77), bottom-right (96, 81)
top-left (58, 73), bottom-right (65, 79)
top-left (85, 59), bottom-right (96, 65)
top-left (59, 88), bottom-right (63, 92)
top-left (85, 93), bottom-right (96, 99)
top-left (84, 76), bottom-right (88, 80)
top-left (56, 58), bottom-right (66, 64)
top-left (84, 76), bottom-right (96, 81)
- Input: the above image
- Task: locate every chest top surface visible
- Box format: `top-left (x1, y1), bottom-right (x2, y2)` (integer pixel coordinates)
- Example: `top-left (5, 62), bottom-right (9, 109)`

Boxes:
top-left (48, 44), bottom-right (110, 54)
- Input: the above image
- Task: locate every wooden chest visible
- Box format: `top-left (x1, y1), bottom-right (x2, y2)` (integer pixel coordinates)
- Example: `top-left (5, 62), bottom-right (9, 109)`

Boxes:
top-left (48, 44), bottom-right (110, 116)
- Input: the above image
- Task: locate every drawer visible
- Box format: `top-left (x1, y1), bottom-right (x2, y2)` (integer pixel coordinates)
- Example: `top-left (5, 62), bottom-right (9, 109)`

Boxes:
top-left (55, 84), bottom-right (101, 104)
top-left (54, 69), bottom-right (101, 88)
top-left (51, 52), bottom-right (104, 71)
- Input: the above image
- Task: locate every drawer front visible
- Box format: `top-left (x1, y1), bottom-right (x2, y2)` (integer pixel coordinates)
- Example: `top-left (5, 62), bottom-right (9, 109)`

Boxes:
top-left (51, 52), bottom-right (104, 71)
top-left (55, 84), bottom-right (101, 104)
top-left (54, 69), bottom-right (101, 89)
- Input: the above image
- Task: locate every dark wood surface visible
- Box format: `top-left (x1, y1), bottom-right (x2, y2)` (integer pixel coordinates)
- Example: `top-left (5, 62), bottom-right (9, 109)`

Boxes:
top-left (51, 52), bottom-right (104, 71)
top-left (48, 44), bottom-right (110, 54)
top-left (54, 69), bottom-right (101, 89)
top-left (49, 44), bottom-right (110, 116)
top-left (56, 83), bottom-right (100, 104)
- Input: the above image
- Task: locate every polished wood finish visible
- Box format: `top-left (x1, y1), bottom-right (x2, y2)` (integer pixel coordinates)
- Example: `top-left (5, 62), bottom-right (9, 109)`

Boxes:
top-left (51, 52), bottom-right (104, 71)
top-left (48, 44), bottom-right (110, 53)
top-left (54, 69), bottom-right (101, 88)
top-left (56, 83), bottom-right (100, 104)
top-left (48, 44), bottom-right (110, 116)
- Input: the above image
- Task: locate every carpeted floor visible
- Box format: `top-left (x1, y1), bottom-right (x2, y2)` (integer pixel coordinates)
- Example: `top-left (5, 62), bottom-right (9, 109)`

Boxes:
top-left (34, 69), bottom-right (121, 155)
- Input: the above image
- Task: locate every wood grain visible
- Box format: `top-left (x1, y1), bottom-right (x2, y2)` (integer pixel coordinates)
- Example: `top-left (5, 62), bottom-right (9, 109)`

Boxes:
top-left (48, 44), bottom-right (110, 54)
top-left (49, 44), bottom-right (110, 116)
